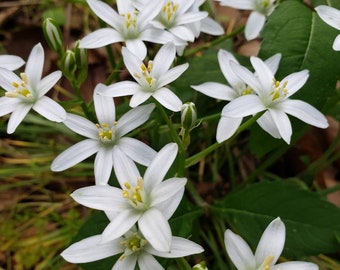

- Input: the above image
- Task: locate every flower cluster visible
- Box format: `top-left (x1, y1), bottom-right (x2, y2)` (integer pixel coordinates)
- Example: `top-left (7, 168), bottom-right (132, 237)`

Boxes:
top-left (1, 0), bottom-right (336, 269)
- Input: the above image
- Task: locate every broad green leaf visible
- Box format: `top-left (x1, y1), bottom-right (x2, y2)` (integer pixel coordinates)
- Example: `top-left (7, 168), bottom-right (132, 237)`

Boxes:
top-left (250, 0), bottom-right (340, 157)
top-left (212, 180), bottom-right (340, 258)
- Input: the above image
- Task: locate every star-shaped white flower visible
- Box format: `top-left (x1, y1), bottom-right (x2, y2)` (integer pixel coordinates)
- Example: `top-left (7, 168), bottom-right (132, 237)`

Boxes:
top-left (217, 0), bottom-right (278, 40)
top-left (225, 217), bottom-right (318, 270)
top-left (221, 56), bottom-right (329, 144)
top-left (191, 49), bottom-right (281, 143)
top-left (68, 143), bottom-right (186, 252)
top-left (101, 42), bottom-right (188, 112)
top-left (51, 83), bottom-right (156, 185)
top-left (80, 0), bottom-right (176, 59)
top-left (0, 43), bottom-right (65, 134)
top-left (0, 54), bottom-right (25, 71)
top-left (315, 5), bottom-right (340, 51)
top-left (61, 226), bottom-right (203, 269)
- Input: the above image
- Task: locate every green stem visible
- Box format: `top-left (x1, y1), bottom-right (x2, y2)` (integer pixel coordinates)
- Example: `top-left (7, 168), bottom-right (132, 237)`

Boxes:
top-left (319, 184), bottom-right (340, 196)
top-left (176, 258), bottom-right (192, 270)
top-left (185, 112), bottom-right (264, 168)
top-left (186, 180), bottom-right (207, 208)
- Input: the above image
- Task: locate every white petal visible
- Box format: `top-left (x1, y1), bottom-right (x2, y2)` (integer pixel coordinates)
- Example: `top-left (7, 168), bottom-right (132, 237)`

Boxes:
top-left (94, 84), bottom-right (116, 125)
top-left (126, 39), bottom-right (147, 60)
top-left (51, 139), bottom-right (99, 171)
top-left (201, 17), bottom-right (224, 35)
top-left (218, 49), bottom-right (243, 89)
top-left (144, 143), bottom-right (178, 191)
top-left (255, 217), bottom-right (286, 266)
top-left (0, 55), bottom-right (25, 70)
top-left (139, 208), bottom-right (172, 252)
top-left (25, 43), bottom-right (44, 90)
top-left (137, 1), bottom-right (163, 25)
top-left (63, 113), bottom-right (98, 139)
top-left (101, 81), bottom-right (140, 97)
top-left (117, 137), bottom-right (156, 166)
top-left (332, 34), bottom-right (340, 51)
top-left (0, 67), bottom-right (21, 92)
top-left (229, 61), bottom-right (263, 94)
top-left (7, 103), bottom-right (32, 134)
top-left (102, 210), bottom-right (141, 242)
top-left (122, 46), bottom-right (144, 81)
top-left (278, 99), bottom-right (328, 128)
top-left (268, 108), bottom-right (292, 144)
top-left (116, 103), bottom-right (155, 137)
top-left (152, 87), bottom-right (183, 112)
top-left (221, 95), bottom-right (265, 118)
top-left (191, 82), bottom-right (237, 100)
top-left (70, 185), bottom-right (126, 211)
top-left (116, 0), bottom-right (134, 14)
top-left (150, 177), bottom-right (187, 206)
top-left (156, 186), bottom-right (184, 219)
top-left (272, 261), bottom-right (319, 270)
top-left (87, 0), bottom-right (121, 29)
top-left (80, 28), bottom-right (123, 48)
top-left (112, 253), bottom-right (137, 270)
top-left (158, 63), bottom-right (189, 87)
top-left (37, 71), bottom-right (62, 97)
top-left (264, 53), bottom-right (282, 75)
top-left (137, 253), bottom-right (164, 270)
top-left (216, 116), bottom-right (243, 143)
top-left (218, 0), bottom-right (254, 10)
top-left (130, 91), bottom-right (152, 107)
top-left (176, 12), bottom-right (208, 25)
top-left (224, 229), bottom-right (256, 270)
top-left (147, 236), bottom-right (204, 258)
top-left (112, 147), bottom-right (141, 188)
top-left (283, 70), bottom-right (309, 97)
top-left (250, 56), bottom-right (274, 92)
top-left (94, 147), bottom-right (114, 185)
top-left (32, 96), bottom-right (66, 122)
top-left (169, 25), bottom-right (195, 42)
top-left (140, 28), bottom-right (176, 45)
top-left (245, 11), bottom-right (266, 40)
top-left (152, 42), bottom-right (176, 79)
top-left (315, 5), bottom-right (340, 31)
top-left (61, 235), bottom-right (123, 263)
top-left (0, 97), bottom-right (20, 116)
top-left (256, 111), bottom-right (281, 139)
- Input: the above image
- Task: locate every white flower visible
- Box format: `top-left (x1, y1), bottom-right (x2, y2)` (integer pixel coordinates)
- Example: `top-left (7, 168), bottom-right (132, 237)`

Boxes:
top-left (101, 42), bottom-right (188, 112)
top-left (315, 5), bottom-right (340, 51)
top-left (149, 0), bottom-right (208, 53)
top-left (191, 49), bottom-right (281, 143)
top-left (224, 217), bottom-right (319, 270)
top-left (0, 54), bottom-right (25, 70)
top-left (217, 0), bottom-right (278, 40)
top-left (80, 0), bottom-right (176, 59)
top-left (0, 43), bottom-right (65, 134)
top-left (61, 227), bottom-right (203, 269)
top-left (68, 143), bottom-right (186, 252)
top-left (51, 84), bottom-right (156, 185)
top-left (222, 56), bottom-right (329, 144)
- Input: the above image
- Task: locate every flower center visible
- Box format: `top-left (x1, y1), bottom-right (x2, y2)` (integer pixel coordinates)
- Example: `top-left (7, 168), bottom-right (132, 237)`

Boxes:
top-left (122, 177), bottom-right (148, 210)
top-left (133, 61), bottom-right (157, 91)
top-left (235, 82), bottom-right (253, 96)
top-left (119, 232), bottom-right (147, 260)
top-left (255, 0), bottom-right (275, 15)
top-left (160, 1), bottom-right (178, 28)
top-left (6, 73), bottom-right (34, 101)
top-left (258, 255), bottom-right (274, 270)
top-left (270, 79), bottom-right (288, 101)
top-left (120, 11), bottom-right (139, 38)
top-left (96, 122), bottom-right (116, 144)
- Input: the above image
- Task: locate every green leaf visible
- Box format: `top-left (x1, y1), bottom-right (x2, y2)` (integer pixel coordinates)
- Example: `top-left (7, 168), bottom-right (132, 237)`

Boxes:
top-left (250, 0), bottom-right (340, 157)
top-left (310, 0), bottom-right (340, 8)
top-left (211, 180), bottom-right (340, 258)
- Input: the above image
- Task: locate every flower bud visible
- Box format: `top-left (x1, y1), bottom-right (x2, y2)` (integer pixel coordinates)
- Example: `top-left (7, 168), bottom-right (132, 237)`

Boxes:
top-left (181, 102), bottom-right (197, 131)
top-left (42, 18), bottom-right (64, 54)
top-left (74, 40), bottom-right (88, 84)
top-left (61, 50), bottom-right (76, 78)
top-left (193, 262), bottom-right (208, 270)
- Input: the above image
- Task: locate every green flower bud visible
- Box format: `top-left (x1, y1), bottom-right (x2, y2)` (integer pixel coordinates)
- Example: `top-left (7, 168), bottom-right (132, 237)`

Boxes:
top-left (181, 102), bottom-right (197, 131)
top-left (42, 18), bottom-right (64, 54)
top-left (193, 261), bottom-right (208, 270)
top-left (61, 50), bottom-right (76, 79)
top-left (74, 40), bottom-right (88, 84)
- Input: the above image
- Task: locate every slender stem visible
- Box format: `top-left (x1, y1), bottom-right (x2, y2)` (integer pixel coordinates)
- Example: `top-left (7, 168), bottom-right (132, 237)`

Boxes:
top-left (186, 180), bottom-right (207, 208)
top-left (319, 184), bottom-right (340, 196)
top-left (176, 258), bottom-right (192, 270)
